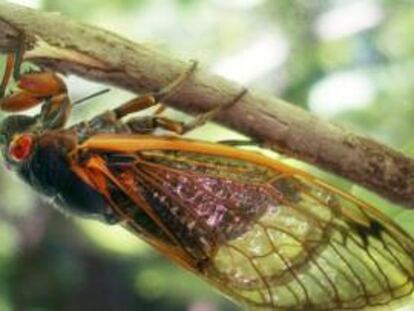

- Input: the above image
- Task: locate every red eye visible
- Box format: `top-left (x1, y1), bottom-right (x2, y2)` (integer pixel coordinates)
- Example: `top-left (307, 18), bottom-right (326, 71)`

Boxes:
top-left (9, 134), bottom-right (34, 162)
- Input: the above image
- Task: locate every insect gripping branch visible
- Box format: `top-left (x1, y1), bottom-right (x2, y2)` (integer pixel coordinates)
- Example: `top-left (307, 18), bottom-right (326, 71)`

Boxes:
top-left (0, 3), bottom-right (413, 208)
top-left (0, 4), bottom-right (412, 311)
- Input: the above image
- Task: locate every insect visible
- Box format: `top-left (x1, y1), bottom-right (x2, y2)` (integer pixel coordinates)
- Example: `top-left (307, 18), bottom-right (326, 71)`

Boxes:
top-left (0, 42), bottom-right (413, 311)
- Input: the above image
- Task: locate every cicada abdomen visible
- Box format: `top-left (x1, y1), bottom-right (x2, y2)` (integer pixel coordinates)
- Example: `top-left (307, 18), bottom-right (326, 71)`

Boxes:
top-left (77, 136), bottom-right (414, 311)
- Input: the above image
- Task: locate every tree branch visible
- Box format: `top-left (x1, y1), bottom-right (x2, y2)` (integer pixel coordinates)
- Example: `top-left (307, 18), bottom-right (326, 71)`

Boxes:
top-left (0, 2), bottom-right (413, 208)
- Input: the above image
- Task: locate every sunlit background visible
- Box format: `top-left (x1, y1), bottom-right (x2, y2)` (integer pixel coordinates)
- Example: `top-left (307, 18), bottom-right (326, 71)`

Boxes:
top-left (1, 0), bottom-right (414, 310)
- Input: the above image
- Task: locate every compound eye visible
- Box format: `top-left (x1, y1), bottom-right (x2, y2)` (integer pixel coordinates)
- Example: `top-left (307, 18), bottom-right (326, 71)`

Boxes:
top-left (9, 134), bottom-right (34, 162)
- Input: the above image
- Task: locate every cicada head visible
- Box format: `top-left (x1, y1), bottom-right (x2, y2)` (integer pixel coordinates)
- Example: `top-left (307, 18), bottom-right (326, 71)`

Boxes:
top-left (0, 114), bottom-right (114, 223)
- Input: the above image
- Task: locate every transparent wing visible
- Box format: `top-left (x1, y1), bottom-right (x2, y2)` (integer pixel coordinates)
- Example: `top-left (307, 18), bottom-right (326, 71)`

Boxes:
top-left (78, 143), bottom-right (414, 311)
top-left (208, 175), bottom-right (414, 310)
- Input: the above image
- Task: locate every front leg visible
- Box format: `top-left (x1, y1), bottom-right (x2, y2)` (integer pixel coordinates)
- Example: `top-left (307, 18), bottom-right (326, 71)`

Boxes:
top-left (0, 71), bottom-right (68, 111)
top-left (0, 26), bottom-right (25, 97)
top-left (0, 25), bottom-right (71, 130)
top-left (0, 70), bottom-right (72, 130)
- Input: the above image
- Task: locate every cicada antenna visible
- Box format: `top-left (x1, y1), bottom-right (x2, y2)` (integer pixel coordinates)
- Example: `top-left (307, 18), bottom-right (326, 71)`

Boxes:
top-left (73, 88), bottom-right (111, 107)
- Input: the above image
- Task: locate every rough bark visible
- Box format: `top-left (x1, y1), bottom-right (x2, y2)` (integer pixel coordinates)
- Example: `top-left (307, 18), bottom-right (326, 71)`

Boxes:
top-left (0, 3), bottom-right (413, 208)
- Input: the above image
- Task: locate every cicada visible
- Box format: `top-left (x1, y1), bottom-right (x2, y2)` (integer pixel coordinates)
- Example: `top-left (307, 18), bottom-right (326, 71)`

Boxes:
top-left (0, 45), bottom-right (413, 311)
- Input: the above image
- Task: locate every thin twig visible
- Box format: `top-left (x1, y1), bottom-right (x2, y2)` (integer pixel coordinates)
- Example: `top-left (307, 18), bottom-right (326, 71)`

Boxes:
top-left (0, 2), bottom-right (413, 208)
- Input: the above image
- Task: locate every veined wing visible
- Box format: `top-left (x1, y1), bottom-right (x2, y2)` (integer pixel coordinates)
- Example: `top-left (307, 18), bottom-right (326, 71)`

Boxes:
top-left (76, 135), bottom-right (414, 311)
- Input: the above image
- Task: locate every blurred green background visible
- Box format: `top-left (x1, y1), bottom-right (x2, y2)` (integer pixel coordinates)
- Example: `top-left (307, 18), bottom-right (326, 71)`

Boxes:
top-left (1, 0), bottom-right (414, 310)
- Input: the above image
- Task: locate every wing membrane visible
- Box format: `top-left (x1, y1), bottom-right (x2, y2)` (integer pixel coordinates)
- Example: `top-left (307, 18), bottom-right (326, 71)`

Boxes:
top-left (76, 135), bottom-right (414, 310)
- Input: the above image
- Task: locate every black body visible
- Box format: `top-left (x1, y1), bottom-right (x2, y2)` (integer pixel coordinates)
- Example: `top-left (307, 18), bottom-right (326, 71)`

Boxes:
top-left (17, 143), bottom-right (117, 223)
top-left (0, 114), bottom-right (118, 224)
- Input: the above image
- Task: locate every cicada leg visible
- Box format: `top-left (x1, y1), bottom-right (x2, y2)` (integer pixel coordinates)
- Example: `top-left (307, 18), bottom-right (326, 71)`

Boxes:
top-left (114, 60), bottom-right (198, 119)
top-left (0, 70), bottom-right (71, 130)
top-left (0, 70), bottom-right (67, 110)
top-left (80, 60), bottom-right (248, 138)
top-left (126, 87), bottom-right (248, 135)
top-left (0, 28), bottom-right (25, 97)
top-left (113, 95), bottom-right (157, 120)
top-left (74, 61), bottom-right (199, 138)
top-left (40, 92), bottom-right (72, 130)
top-left (0, 25), bottom-right (71, 129)
top-left (0, 54), bottom-right (16, 98)
top-left (176, 87), bottom-right (248, 134)
top-left (152, 60), bottom-right (198, 103)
